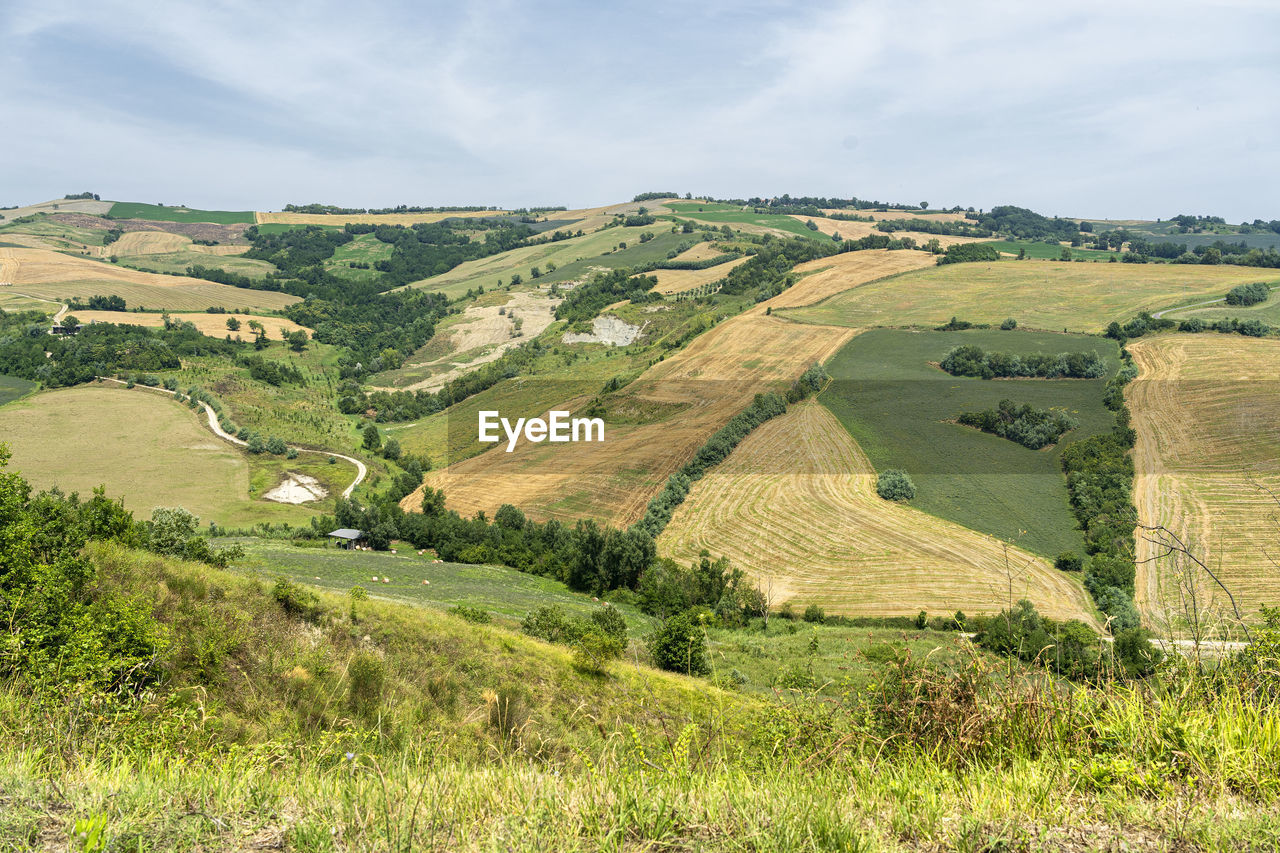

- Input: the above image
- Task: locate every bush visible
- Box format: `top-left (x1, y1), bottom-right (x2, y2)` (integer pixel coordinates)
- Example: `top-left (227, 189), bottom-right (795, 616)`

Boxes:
top-left (1054, 552), bottom-right (1083, 572)
top-left (648, 612), bottom-right (709, 675)
top-left (346, 652), bottom-right (385, 717)
top-left (803, 604), bottom-right (826, 624)
top-left (266, 436), bottom-right (287, 455)
top-left (1225, 282), bottom-right (1270, 306)
top-left (876, 469), bottom-right (916, 501)
top-left (1000, 318), bottom-right (1017, 330)
top-left (448, 605), bottom-right (491, 624)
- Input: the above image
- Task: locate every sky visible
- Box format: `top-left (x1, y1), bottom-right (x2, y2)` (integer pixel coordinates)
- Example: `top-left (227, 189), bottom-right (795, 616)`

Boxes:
top-left (2, 0), bottom-right (1278, 221)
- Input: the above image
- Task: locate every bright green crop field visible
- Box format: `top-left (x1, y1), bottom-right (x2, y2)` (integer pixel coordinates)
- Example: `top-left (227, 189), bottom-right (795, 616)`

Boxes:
top-left (819, 328), bottom-right (1122, 558)
top-left (108, 202), bottom-right (255, 224)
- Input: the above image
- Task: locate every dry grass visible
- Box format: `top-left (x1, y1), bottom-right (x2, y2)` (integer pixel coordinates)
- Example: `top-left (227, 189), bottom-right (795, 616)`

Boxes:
top-left (658, 400), bottom-right (1096, 621)
top-left (0, 247), bottom-right (298, 311)
top-left (770, 249), bottom-right (936, 310)
top-left (256, 210), bottom-right (509, 226)
top-left (1128, 334), bottom-right (1280, 627)
top-left (780, 260), bottom-right (1275, 333)
top-left (71, 311), bottom-right (310, 337)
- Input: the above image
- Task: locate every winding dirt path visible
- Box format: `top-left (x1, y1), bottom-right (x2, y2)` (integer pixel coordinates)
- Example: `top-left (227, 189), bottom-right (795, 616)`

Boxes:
top-left (98, 378), bottom-right (366, 498)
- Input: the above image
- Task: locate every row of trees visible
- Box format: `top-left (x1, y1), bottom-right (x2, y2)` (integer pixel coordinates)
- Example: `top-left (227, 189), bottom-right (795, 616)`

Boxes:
top-left (940, 345), bottom-right (1108, 379)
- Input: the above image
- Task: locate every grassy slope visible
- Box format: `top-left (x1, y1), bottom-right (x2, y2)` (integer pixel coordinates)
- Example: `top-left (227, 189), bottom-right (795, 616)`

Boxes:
top-left (819, 328), bottom-right (1121, 558)
top-left (780, 259), bottom-right (1277, 332)
top-left (108, 202), bottom-right (255, 224)
top-left (4, 543), bottom-right (1280, 850)
top-left (115, 250), bottom-right (275, 277)
top-left (0, 384), bottom-right (345, 526)
top-left (661, 203), bottom-right (831, 241)
top-left (986, 239), bottom-right (1120, 260)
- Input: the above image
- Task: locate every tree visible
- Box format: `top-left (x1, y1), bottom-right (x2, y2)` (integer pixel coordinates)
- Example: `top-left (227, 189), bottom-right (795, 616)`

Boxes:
top-left (648, 612), bottom-right (709, 675)
top-left (381, 438), bottom-right (401, 461)
top-left (876, 469), bottom-right (916, 501)
top-left (226, 317), bottom-right (241, 332)
top-left (266, 436), bottom-right (287, 455)
top-left (146, 506), bottom-right (200, 557)
top-left (362, 423), bottom-right (382, 452)
top-left (421, 486), bottom-right (446, 517)
top-left (287, 330), bottom-right (308, 352)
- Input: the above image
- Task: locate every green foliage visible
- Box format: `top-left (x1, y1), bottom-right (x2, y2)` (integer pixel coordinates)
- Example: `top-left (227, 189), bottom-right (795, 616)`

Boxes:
top-left (875, 469), bottom-right (915, 501)
top-left (1055, 552), bottom-right (1083, 572)
top-left (647, 612), bottom-right (709, 675)
top-left (937, 242), bottom-right (1001, 264)
top-left (1000, 317), bottom-right (1018, 330)
top-left (448, 604), bottom-right (492, 624)
top-left (362, 423), bottom-right (382, 452)
top-left (1226, 284), bottom-right (1272, 307)
top-left (941, 345), bottom-right (1107, 379)
top-left (555, 267), bottom-right (659, 325)
top-left (271, 576), bottom-right (323, 622)
top-left (976, 205), bottom-right (1083, 241)
top-left (346, 651), bottom-right (385, 718)
top-left (957, 399), bottom-right (1078, 449)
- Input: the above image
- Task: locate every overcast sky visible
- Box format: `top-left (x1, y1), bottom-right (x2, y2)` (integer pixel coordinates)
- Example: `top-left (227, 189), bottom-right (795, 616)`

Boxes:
top-left (3, 1), bottom-right (1277, 220)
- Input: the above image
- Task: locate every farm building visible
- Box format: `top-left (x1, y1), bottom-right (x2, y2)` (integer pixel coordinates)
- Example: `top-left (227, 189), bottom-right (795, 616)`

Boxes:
top-left (328, 528), bottom-right (364, 549)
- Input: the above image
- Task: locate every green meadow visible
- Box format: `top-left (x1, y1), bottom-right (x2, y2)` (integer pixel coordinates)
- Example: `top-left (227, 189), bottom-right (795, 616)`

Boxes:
top-left (107, 202), bottom-right (256, 224)
top-left (819, 328), bottom-right (1122, 558)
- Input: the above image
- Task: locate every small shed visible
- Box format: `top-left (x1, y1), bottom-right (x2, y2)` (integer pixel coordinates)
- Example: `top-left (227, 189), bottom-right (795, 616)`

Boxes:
top-left (328, 528), bottom-right (364, 550)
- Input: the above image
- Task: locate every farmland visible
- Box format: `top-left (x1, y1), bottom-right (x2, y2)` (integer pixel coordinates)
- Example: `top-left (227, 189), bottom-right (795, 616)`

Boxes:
top-left (986, 239), bottom-right (1120, 261)
top-left (255, 209), bottom-right (508, 226)
top-left (107, 202), bottom-right (255, 224)
top-left (660, 400), bottom-right (1094, 620)
top-left (0, 384), bottom-right (342, 526)
top-left (1127, 334), bottom-right (1280, 626)
top-left (769, 249), bottom-right (935, 309)
top-left (72, 311), bottom-right (310, 338)
top-left (1154, 286), bottom-right (1280, 325)
top-left (780, 258), bottom-right (1275, 332)
top-left (0, 375), bottom-right (37, 407)
top-left (0, 247), bottom-right (298, 312)
top-left (818, 328), bottom-right (1122, 558)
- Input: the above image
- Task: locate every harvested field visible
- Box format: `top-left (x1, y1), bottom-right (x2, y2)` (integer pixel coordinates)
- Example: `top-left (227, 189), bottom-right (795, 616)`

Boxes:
top-left (0, 198), bottom-right (112, 223)
top-left (1128, 335), bottom-right (1280, 627)
top-left (659, 401), bottom-right (1096, 621)
top-left (820, 210), bottom-right (971, 223)
top-left (72, 311), bottom-right (310, 338)
top-left (104, 231), bottom-right (247, 257)
top-left (770, 249), bottom-right (936, 310)
top-left (405, 306), bottom-right (855, 526)
top-left (652, 257), bottom-right (750, 295)
top-left (0, 247), bottom-right (297, 312)
top-left (781, 260), bottom-right (1276, 333)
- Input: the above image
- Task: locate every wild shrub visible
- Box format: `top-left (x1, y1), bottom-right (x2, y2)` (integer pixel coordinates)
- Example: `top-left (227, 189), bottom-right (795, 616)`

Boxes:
top-left (346, 651), bottom-right (385, 718)
top-left (448, 605), bottom-right (491, 624)
top-left (648, 612), bottom-right (709, 675)
top-left (875, 469), bottom-right (916, 501)
top-left (272, 577), bottom-right (323, 623)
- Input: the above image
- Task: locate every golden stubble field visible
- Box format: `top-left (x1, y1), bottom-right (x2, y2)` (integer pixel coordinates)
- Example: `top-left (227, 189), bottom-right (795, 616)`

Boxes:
top-left (0, 247), bottom-right (298, 312)
top-left (404, 250), bottom-right (946, 526)
top-left (658, 400), bottom-right (1096, 621)
top-left (1127, 334), bottom-right (1280, 628)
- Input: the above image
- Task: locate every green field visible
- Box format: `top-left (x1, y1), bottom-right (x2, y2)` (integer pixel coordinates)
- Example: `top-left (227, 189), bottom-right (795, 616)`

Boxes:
top-left (986, 239), bottom-right (1120, 261)
top-left (107, 202), bottom-right (255, 224)
top-left (403, 225), bottom-right (686, 299)
top-left (819, 328), bottom-right (1122, 558)
top-left (323, 232), bottom-right (394, 281)
top-left (0, 375), bottom-right (37, 407)
top-left (252, 222), bottom-right (343, 235)
top-left (0, 214), bottom-right (110, 249)
top-left (0, 384), bottom-right (349, 526)
top-left (660, 207), bottom-right (830, 241)
top-left (1157, 286), bottom-right (1280, 324)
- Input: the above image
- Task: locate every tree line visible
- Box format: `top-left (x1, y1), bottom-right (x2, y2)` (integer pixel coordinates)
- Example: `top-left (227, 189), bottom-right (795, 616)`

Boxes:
top-left (940, 345), bottom-right (1108, 379)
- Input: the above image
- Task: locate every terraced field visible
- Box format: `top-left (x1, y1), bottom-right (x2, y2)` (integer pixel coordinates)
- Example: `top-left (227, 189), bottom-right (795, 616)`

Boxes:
top-left (0, 247), bottom-right (298, 312)
top-left (780, 260), bottom-right (1275, 332)
top-left (1127, 334), bottom-right (1280, 627)
top-left (659, 401), bottom-right (1096, 622)
top-left (403, 251), bottom-right (925, 525)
